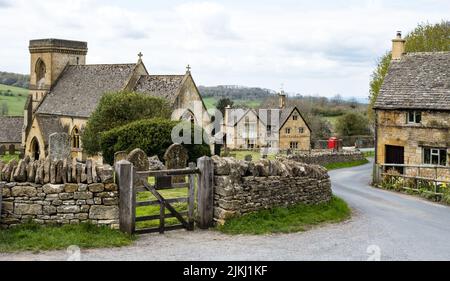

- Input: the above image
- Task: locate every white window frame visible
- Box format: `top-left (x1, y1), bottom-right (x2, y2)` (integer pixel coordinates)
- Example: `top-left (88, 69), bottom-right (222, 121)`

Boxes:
top-left (407, 111), bottom-right (422, 124)
top-left (423, 147), bottom-right (447, 166)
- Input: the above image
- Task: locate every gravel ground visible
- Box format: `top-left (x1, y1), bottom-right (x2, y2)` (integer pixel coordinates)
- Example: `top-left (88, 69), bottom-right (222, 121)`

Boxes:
top-left (2, 159), bottom-right (450, 261)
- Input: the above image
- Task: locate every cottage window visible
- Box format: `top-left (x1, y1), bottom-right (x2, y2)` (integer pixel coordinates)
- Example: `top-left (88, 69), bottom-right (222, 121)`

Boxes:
top-left (298, 127), bottom-right (304, 134)
top-left (290, 142), bottom-right (299, 149)
top-left (423, 148), bottom-right (447, 166)
top-left (293, 115), bottom-right (298, 121)
top-left (285, 128), bottom-right (291, 134)
top-left (407, 111), bottom-right (421, 124)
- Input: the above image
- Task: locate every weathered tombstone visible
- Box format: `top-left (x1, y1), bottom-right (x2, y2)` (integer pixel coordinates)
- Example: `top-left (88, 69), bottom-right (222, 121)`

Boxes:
top-left (164, 144), bottom-right (189, 184)
top-left (148, 156), bottom-right (165, 171)
top-left (0, 145), bottom-right (5, 155)
top-left (8, 144), bottom-right (15, 156)
top-left (244, 154), bottom-right (253, 162)
top-left (127, 149), bottom-right (149, 187)
top-left (114, 151), bottom-right (128, 166)
top-left (55, 160), bottom-right (64, 184)
top-left (127, 149), bottom-right (149, 171)
top-left (48, 133), bottom-right (70, 161)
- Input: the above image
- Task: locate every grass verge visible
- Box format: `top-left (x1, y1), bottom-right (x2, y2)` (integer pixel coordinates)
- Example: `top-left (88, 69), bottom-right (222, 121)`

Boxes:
top-left (324, 158), bottom-right (369, 170)
top-left (217, 196), bottom-right (351, 235)
top-left (0, 222), bottom-right (134, 253)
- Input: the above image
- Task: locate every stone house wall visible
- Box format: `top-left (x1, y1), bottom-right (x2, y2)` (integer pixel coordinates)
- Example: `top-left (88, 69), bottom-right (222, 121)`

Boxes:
top-left (283, 150), bottom-right (365, 167)
top-left (376, 110), bottom-right (450, 179)
top-left (279, 108), bottom-right (311, 151)
top-left (212, 156), bottom-right (332, 224)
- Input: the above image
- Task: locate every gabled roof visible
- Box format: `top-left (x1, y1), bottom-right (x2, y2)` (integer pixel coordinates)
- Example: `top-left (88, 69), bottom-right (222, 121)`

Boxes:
top-left (227, 106), bottom-right (310, 132)
top-left (0, 116), bottom-right (23, 144)
top-left (36, 64), bottom-right (137, 117)
top-left (134, 75), bottom-right (185, 104)
top-left (36, 115), bottom-right (67, 146)
top-left (374, 52), bottom-right (450, 111)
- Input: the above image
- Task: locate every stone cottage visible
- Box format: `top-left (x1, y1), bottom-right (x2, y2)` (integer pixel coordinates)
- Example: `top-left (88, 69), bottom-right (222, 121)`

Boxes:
top-left (22, 39), bottom-right (211, 161)
top-left (373, 32), bottom-right (450, 177)
top-left (222, 92), bottom-right (311, 151)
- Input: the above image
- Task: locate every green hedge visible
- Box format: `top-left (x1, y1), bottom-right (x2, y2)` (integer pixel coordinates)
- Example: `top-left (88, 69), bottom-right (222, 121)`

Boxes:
top-left (100, 118), bottom-right (211, 165)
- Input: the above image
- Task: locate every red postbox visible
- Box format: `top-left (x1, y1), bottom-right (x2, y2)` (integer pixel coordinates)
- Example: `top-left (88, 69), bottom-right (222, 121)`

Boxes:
top-left (328, 137), bottom-right (338, 150)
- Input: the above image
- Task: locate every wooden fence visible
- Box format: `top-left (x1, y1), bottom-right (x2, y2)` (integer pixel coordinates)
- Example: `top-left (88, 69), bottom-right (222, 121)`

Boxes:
top-left (115, 156), bottom-right (214, 235)
top-left (374, 163), bottom-right (450, 195)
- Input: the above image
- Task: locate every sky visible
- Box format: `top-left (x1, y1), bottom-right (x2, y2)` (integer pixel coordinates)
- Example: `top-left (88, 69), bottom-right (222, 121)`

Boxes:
top-left (0, 0), bottom-right (448, 100)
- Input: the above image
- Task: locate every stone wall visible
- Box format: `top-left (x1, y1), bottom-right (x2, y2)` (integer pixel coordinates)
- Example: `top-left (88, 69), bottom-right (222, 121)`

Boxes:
top-left (0, 156), bottom-right (118, 228)
top-left (0, 182), bottom-right (119, 229)
top-left (282, 149), bottom-right (365, 167)
top-left (212, 156), bottom-right (332, 224)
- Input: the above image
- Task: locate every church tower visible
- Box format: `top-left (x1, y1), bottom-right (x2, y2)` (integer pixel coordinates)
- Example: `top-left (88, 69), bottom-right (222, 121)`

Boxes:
top-left (28, 39), bottom-right (88, 110)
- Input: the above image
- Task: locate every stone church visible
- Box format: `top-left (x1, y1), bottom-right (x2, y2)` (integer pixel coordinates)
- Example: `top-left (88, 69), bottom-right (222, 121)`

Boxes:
top-left (23, 38), bottom-right (211, 161)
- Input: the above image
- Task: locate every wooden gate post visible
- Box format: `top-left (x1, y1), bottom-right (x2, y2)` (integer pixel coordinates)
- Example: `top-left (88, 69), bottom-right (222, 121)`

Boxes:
top-left (197, 156), bottom-right (214, 229)
top-left (115, 160), bottom-right (135, 235)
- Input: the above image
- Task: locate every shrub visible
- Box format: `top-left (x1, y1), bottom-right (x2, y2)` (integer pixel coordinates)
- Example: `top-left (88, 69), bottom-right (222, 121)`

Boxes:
top-left (82, 91), bottom-right (172, 155)
top-left (100, 118), bottom-right (211, 165)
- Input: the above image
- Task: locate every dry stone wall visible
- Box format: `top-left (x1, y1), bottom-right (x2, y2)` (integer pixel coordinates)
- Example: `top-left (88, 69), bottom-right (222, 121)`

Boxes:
top-left (212, 156), bottom-right (332, 224)
top-left (283, 150), bottom-right (365, 167)
top-left (0, 156), bottom-right (118, 228)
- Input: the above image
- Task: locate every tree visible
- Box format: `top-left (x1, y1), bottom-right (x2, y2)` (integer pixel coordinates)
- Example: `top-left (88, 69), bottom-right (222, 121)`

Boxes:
top-left (335, 112), bottom-right (369, 137)
top-left (216, 98), bottom-right (234, 115)
top-left (368, 21), bottom-right (450, 121)
top-left (82, 91), bottom-right (172, 155)
top-left (100, 118), bottom-right (211, 164)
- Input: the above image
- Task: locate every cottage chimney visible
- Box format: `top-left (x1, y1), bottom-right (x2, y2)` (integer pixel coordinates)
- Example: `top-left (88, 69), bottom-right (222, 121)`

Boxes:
top-left (392, 31), bottom-right (406, 60)
top-left (279, 91), bottom-right (286, 109)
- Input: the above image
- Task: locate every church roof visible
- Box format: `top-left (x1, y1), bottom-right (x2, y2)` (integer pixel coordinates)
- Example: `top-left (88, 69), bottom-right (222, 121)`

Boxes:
top-left (0, 116), bottom-right (23, 144)
top-left (374, 52), bottom-right (450, 111)
top-left (36, 115), bottom-right (67, 146)
top-left (36, 64), bottom-right (136, 118)
top-left (134, 75), bottom-right (185, 103)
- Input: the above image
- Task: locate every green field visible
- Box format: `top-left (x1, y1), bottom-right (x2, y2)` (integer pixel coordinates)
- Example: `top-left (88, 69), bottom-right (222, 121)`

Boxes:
top-left (0, 84), bottom-right (28, 116)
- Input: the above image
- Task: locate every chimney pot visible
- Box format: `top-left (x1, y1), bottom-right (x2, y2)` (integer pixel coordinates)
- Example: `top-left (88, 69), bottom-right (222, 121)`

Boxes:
top-left (391, 31), bottom-right (406, 60)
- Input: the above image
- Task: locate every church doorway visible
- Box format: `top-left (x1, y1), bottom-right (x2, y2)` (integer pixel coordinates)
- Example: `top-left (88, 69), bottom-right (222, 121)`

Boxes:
top-left (31, 137), bottom-right (41, 160)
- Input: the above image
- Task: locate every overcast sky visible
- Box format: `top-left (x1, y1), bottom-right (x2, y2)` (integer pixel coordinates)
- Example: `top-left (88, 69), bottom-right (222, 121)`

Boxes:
top-left (0, 0), bottom-right (448, 99)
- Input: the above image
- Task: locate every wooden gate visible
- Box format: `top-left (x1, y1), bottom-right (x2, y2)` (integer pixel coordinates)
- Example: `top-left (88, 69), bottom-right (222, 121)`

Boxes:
top-left (116, 156), bottom-right (214, 235)
top-left (134, 164), bottom-right (199, 234)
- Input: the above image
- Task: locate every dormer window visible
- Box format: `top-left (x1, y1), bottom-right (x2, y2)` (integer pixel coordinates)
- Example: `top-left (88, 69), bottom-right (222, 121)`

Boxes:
top-left (407, 111), bottom-right (421, 124)
top-left (293, 115), bottom-right (298, 121)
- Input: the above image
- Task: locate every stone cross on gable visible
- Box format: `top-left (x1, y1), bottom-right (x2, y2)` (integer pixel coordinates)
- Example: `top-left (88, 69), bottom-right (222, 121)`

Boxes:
top-left (186, 64), bottom-right (191, 73)
top-left (138, 52), bottom-right (143, 60)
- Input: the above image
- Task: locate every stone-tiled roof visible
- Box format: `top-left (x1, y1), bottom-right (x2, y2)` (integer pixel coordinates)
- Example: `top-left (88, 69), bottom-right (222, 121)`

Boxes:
top-left (0, 116), bottom-right (23, 144)
top-left (37, 64), bottom-right (136, 118)
top-left (134, 75), bottom-right (185, 103)
top-left (374, 52), bottom-right (450, 110)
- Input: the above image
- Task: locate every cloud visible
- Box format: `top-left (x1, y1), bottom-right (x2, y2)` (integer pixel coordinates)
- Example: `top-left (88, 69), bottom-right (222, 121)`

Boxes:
top-left (0, 0), bottom-right (11, 8)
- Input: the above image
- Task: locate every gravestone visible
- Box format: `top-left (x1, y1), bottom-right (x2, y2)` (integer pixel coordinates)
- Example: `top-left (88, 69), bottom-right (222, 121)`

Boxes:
top-left (164, 144), bottom-right (188, 184)
top-left (127, 149), bottom-right (149, 171)
top-left (127, 149), bottom-right (149, 187)
top-left (49, 133), bottom-right (70, 161)
top-left (0, 145), bottom-right (5, 155)
top-left (8, 144), bottom-right (15, 155)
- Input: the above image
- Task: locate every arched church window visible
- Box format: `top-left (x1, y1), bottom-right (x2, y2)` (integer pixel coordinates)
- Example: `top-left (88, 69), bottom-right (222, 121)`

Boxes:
top-left (71, 127), bottom-right (80, 149)
top-left (30, 137), bottom-right (40, 160)
top-left (35, 58), bottom-right (46, 88)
